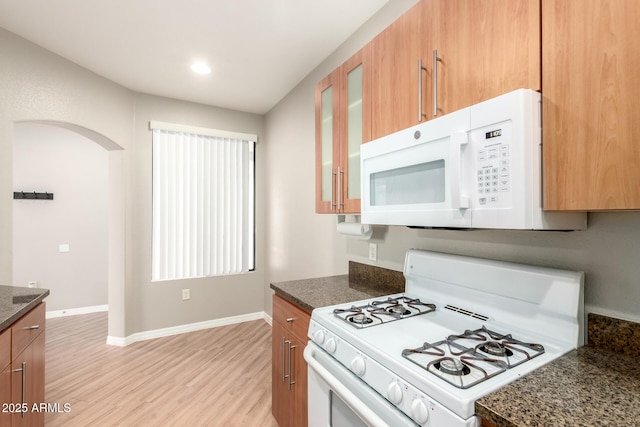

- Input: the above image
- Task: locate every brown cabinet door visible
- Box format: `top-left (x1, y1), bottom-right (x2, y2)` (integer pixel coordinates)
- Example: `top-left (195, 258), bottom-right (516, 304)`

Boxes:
top-left (315, 69), bottom-right (341, 214)
top-left (370, 1), bottom-right (425, 140)
top-left (1, 363), bottom-right (12, 427)
top-left (542, 0), bottom-right (640, 210)
top-left (11, 332), bottom-right (45, 427)
top-left (271, 321), bottom-right (290, 427)
top-left (432, 0), bottom-right (541, 117)
top-left (339, 48), bottom-right (369, 213)
top-left (315, 46), bottom-right (369, 214)
top-left (272, 295), bottom-right (309, 427)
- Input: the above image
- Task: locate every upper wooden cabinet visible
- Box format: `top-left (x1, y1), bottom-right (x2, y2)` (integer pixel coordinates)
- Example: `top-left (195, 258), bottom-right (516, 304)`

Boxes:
top-left (370, 2), bottom-right (424, 139)
top-left (542, 0), bottom-right (640, 210)
top-left (369, 0), bottom-right (541, 140)
top-left (315, 46), bottom-right (371, 214)
top-left (432, 0), bottom-right (541, 116)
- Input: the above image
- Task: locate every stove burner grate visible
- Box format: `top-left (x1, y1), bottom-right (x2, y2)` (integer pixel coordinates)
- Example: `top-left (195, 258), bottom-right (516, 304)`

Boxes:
top-left (448, 326), bottom-right (545, 368)
top-left (333, 296), bottom-right (436, 329)
top-left (402, 339), bottom-right (508, 389)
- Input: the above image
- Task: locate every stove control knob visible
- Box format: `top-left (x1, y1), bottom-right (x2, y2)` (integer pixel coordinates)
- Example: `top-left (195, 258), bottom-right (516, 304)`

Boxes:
top-left (313, 329), bottom-right (325, 344)
top-left (411, 398), bottom-right (429, 424)
top-left (325, 338), bottom-right (337, 354)
top-left (386, 382), bottom-right (403, 404)
top-left (350, 356), bottom-right (366, 377)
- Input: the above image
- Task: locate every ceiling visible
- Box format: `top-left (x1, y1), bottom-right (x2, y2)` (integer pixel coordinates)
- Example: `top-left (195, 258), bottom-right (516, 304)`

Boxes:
top-left (0, 0), bottom-right (389, 114)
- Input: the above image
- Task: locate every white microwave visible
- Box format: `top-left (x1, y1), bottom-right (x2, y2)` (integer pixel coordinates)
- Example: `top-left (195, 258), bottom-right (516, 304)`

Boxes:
top-left (361, 89), bottom-right (586, 230)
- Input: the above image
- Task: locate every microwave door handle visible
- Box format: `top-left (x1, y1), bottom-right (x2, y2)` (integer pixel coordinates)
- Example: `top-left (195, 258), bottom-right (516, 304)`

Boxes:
top-left (449, 131), bottom-right (469, 209)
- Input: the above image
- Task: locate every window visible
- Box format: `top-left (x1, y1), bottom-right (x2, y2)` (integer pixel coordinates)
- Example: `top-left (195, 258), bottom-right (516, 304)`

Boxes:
top-left (151, 121), bottom-right (256, 281)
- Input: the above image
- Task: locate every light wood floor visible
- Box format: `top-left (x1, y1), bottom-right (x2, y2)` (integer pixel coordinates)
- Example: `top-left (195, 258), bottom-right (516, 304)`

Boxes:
top-left (44, 312), bottom-right (279, 427)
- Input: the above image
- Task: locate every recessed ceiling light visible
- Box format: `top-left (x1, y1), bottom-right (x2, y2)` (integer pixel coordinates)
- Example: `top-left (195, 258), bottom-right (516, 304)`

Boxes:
top-left (191, 62), bottom-right (211, 75)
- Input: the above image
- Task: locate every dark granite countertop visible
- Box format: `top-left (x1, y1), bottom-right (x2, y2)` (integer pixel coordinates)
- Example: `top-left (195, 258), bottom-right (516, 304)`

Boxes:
top-left (0, 285), bottom-right (49, 333)
top-left (270, 261), bottom-right (405, 312)
top-left (476, 314), bottom-right (640, 426)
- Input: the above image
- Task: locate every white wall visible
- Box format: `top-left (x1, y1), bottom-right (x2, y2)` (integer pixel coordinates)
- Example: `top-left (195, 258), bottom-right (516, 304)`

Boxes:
top-left (0, 28), bottom-right (266, 339)
top-left (263, 0), bottom-right (640, 323)
top-left (0, 28), bottom-right (132, 337)
top-left (13, 123), bottom-right (108, 311)
top-left (128, 93), bottom-right (265, 334)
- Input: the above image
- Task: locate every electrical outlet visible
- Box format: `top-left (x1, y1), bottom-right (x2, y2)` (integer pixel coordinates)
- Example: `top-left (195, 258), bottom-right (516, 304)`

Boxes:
top-left (369, 243), bottom-right (377, 261)
top-left (28, 281), bottom-right (38, 288)
top-left (182, 289), bottom-right (190, 300)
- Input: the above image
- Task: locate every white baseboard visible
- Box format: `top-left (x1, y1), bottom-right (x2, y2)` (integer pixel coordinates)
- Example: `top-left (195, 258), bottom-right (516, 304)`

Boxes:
top-left (106, 311), bottom-right (270, 347)
top-left (263, 312), bottom-right (273, 326)
top-left (46, 304), bottom-right (108, 319)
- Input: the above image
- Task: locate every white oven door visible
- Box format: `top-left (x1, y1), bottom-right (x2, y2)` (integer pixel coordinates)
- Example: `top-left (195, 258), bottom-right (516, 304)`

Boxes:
top-left (304, 342), bottom-right (417, 427)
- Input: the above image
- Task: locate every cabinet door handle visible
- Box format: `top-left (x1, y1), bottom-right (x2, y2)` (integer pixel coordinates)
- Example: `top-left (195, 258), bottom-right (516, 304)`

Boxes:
top-left (433, 49), bottom-right (442, 117)
top-left (286, 318), bottom-right (294, 323)
top-left (281, 337), bottom-right (288, 384)
top-left (27, 325), bottom-right (40, 330)
top-left (288, 343), bottom-right (297, 390)
top-left (337, 166), bottom-right (343, 211)
top-left (418, 59), bottom-right (427, 122)
top-left (331, 168), bottom-right (337, 211)
top-left (13, 362), bottom-right (27, 418)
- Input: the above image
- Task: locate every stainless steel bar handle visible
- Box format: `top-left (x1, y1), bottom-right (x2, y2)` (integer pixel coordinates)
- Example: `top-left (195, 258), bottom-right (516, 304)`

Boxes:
top-left (281, 337), bottom-right (287, 383)
top-left (21, 362), bottom-right (26, 418)
top-left (13, 362), bottom-right (26, 418)
top-left (418, 59), bottom-right (427, 122)
top-left (337, 166), bottom-right (343, 210)
top-left (331, 169), bottom-right (337, 210)
top-left (286, 318), bottom-right (294, 323)
top-left (288, 343), bottom-right (297, 390)
top-left (27, 325), bottom-right (40, 330)
top-left (433, 49), bottom-right (442, 117)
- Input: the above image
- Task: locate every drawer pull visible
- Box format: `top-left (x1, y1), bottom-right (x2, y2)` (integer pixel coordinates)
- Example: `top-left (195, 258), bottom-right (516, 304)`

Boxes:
top-left (13, 362), bottom-right (27, 418)
top-left (26, 325), bottom-right (40, 330)
top-left (286, 318), bottom-right (294, 323)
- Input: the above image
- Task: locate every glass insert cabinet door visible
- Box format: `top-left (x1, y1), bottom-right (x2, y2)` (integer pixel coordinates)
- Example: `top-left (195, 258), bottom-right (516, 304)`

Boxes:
top-left (315, 70), bottom-right (340, 213)
top-left (315, 47), bottom-right (369, 214)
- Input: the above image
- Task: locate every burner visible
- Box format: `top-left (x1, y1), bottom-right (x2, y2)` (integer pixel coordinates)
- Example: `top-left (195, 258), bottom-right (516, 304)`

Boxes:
top-left (479, 341), bottom-right (513, 357)
top-left (436, 358), bottom-right (470, 376)
top-left (348, 313), bottom-right (373, 325)
top-left (386, 305), bottom-right (411, 316)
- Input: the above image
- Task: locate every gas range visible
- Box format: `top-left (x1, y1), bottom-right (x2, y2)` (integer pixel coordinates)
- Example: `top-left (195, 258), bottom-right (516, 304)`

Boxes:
top-left (305, 250), bottom-right (584, 426)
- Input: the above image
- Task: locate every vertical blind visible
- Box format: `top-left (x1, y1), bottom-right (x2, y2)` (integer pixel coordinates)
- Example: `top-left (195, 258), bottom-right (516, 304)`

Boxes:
top-left (151, 123), bottom-right (255, 281)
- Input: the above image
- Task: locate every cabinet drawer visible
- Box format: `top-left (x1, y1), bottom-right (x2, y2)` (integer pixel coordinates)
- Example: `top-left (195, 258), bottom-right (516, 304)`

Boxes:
top-left (12, 302), bottom-right (45, 357)
top-left (273, 294), bottom-right (310, 342)
top-left (0, 328), bottom-right (10, 371)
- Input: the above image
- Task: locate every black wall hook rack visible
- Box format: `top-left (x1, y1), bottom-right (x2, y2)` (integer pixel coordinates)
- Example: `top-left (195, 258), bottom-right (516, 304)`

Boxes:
top-left (13, 191), bottom-right (54, 200)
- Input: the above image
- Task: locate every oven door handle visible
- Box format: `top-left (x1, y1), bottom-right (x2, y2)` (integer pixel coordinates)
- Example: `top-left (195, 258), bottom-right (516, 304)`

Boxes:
top-left (304, 345), bottom-right (391, 427)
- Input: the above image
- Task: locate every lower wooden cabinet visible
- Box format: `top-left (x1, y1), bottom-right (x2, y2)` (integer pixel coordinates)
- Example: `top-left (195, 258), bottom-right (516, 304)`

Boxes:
top-left (272, 295), bottom-right (310, 427)
top-left (11, 331), bottom-right (45, 427)
top-left (1, 302), bottom-right (46, 427)
top-left (1, 328), bottom-right (12, 427)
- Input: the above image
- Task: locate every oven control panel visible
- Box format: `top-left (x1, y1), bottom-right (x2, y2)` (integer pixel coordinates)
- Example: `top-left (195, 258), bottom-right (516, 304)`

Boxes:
top-left (309, 320), bottom-right (477, 427)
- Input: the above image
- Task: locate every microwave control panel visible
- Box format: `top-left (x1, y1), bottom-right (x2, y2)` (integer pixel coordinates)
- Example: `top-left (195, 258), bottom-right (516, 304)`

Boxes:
top-left (473, 121), bottom-right (512, 208)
